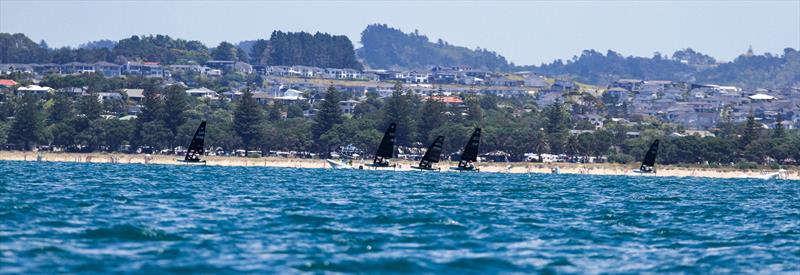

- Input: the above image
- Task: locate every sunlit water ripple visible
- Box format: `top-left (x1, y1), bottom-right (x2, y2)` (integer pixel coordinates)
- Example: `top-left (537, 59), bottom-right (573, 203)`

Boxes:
top-left (1, 161), bottom-right (798, 273)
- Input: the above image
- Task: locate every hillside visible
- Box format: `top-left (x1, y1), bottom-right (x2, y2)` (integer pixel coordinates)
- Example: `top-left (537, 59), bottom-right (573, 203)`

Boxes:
top-left (357, 24), bottom-right (512, 71)
top-left (526, 48), bottom-right (800, 89)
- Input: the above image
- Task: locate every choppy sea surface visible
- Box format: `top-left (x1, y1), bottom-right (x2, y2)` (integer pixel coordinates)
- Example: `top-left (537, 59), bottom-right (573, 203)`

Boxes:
top-left (1, 160), bottom-right (798, 273)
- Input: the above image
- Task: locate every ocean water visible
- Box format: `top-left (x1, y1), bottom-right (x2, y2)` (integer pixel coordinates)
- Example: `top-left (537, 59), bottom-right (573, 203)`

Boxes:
top-left (1, 161), bottom-right (798, 273)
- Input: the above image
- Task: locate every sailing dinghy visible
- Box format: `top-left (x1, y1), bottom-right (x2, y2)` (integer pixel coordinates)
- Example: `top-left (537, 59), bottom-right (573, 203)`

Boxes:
top-left (412, 136), bottom-right (444, 171)
top-left (450, 128), bottom-right (481, 171)
top-left (633, 139), bottom-right (659, 173)
top-left (178, 121), bottom-right (207, 163)
top-left (367, 123), bottom-right (397, 168)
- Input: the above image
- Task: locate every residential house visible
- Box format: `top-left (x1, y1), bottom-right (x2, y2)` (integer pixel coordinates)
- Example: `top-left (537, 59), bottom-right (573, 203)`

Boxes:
top-left (611, 79), bottom-right (644, 92)
top-left (185, 87), bottom-right (219, 100)
top-left (552, 80), bottom-right (577, 91)
top-left (94, 62), bottom-right (121, 77)
top-left (120, 88), bottom-right (145, 103)
top-left (206, 60), bottom-right (235, 70)
top-left (427, 96), bottom-right (464, 108)
top-left (0, 64), bottom-right (34, 75)
top-left (234, 61), bottom-right (253, 74)
top-left (524, 75), bottom-right (548, 88)
top-left (17, 85), bottom-right (54, 96)
top-left (339, 99), bottom-right (360, 114)
top-left (33, 63), bottom-right (61, 75)
top-left (96, 92), bottom-right (123, 103)
top-left (121, 62), bottom-right (166, 78)
top-left (490, 76), bottom-right (524, 87)
top-left (60, 62), bottom-right (95, 75)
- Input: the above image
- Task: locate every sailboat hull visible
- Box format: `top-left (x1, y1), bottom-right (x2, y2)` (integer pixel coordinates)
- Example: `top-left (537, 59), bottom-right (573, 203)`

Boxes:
top-left (325, 159), bottom-right (354, 169)
top-left (177, 159), bottom-right (206, 164)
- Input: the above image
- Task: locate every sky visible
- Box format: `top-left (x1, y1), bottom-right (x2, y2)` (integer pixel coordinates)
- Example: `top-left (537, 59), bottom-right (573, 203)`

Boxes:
top-left (1, 0), bottom-right (799, 65)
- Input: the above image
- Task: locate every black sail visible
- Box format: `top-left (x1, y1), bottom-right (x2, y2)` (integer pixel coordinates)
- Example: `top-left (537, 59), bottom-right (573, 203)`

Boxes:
top-left (373, 123), bottom-right (396, 165)
top-left (184, 121), bottom-right (206, 162)
top-left (418, 136), bottom-right (444, 169)
top-left (458, 128), bottom-right (481, 169)
top-left (639, 139), bottom-right (659, 171)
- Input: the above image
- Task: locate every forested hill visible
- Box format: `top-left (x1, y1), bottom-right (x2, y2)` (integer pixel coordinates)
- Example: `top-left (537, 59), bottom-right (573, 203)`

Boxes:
top-left (526, 48), bottom-right (800, 89)
top-left (0, 32), bottom-right (363, 69)
top-left (357, 24), bottom-right (513, 71)
top-left (248, 31), bottom-right (362, 70)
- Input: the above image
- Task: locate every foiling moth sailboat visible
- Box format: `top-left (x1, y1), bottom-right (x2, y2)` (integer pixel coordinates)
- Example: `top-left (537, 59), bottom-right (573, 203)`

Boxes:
top-left (412, 136), bottom-right (444, 171)
top-left (450, 128), bottom-right (481, 172)
top-left (633, 139), bottom-right (659, 174)
top-left (178, 121), bottom-right (207, 164)
top-left (367, 123), bottom-right (397, 168)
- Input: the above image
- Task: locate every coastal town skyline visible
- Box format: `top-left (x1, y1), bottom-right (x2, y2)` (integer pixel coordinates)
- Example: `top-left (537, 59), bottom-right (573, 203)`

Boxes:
top-left (1, 0), bottom-right (798, 65)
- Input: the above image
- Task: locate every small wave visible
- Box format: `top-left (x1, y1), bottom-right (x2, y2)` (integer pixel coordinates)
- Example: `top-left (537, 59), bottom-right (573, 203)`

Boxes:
top-left (80, 224), bottom-right (183, 241)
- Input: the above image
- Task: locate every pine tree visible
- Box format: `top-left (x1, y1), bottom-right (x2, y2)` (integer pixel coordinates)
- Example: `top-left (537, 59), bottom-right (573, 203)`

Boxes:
top-left (773, 112), bottom-right (785, 138)
top-left (77, 93), bottom-right (103, 120)
top-left (382, 82), bottom-right (414, 146)
top-left (7, 94), bottom-right (44, 150)
top-left (162, 85), bottom-right (189, 151)
top-left (742, 113), bottom-right (759, 146)
top-left (545, 101), bottom-right (569, 154)
top-left (465, 96), bottom-right (483, 122)
top-left (48, 93), bottom-right (74, 124)
top-left (234, 89), bottom-right (264, 151)
top-left (268, 102), bottom-right (283, 121)
top-left (417, 98), bottom-right (446, 143)
top-left (132, 90), bottom-right (164, 149)
top-left (313, 86), bottom-right (343, 139)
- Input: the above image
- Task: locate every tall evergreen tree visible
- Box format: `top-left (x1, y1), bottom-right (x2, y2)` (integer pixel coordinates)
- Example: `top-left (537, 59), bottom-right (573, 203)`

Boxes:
top-left (545, 101), bottom-right (569, 154)
top-left (132, 90), bottom-right (164, 149)
top-left (162, 85), bottom-right (189, 151)
top-left (48, 94), bottom-right (74, 124)
top-left (267, 102), bottom-right (283, 121)
top-left (741, 113), bottom-right (759, 146)
top-left (211, 41), bottom-right (239, 61)
top-left (313, 86), bottom-right (343, 139)
top-left (773, 112), bottom-right (785, 138)
top-left (77, 94), bottom-right (103, 120)
top-left (416, 98), bottom-right (446, 143)
top-left (234, 89), bottom-right (264, 151)
top-left (382, 82), bottom-right (414, 146)
top-left (7, 94), bottom-right (44, 150)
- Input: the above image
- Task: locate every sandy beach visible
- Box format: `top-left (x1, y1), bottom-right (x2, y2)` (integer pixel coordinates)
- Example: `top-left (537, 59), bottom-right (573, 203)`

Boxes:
top-left (1, 151), bottom-right (797, 180)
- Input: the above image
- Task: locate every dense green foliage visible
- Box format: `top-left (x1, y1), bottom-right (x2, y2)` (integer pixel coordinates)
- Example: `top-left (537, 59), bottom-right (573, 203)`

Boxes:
top-left (255, 31), bottom-right (362, 69)
top-left (358, 24), bottom-right (512, 71)
top-left (0, 78), bottom-right (798, 168)
top-left (1, 33), bottom-right (211, 64)
top-left (530, 48), bottom-right (800, 89)
top-left (234, 89), bottom-right (264, 151)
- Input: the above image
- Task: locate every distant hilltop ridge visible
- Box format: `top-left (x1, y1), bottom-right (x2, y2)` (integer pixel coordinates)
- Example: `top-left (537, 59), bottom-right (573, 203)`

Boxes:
top-left (1, 24), bottom-right (798, 88)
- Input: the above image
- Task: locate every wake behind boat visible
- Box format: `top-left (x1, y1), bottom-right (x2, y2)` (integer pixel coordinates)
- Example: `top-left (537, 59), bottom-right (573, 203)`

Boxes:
top-left (450, 128), bottom-right (481, 172)
top-left (325, 159), bottom-right (354, 169)
top-left (177, 121), bottom-right (207, 164)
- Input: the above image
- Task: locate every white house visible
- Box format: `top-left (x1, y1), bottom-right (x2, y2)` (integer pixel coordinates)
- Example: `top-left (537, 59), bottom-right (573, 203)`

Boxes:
top-left (339, 99), bottom-right (360, 114)
top-left (185, 87), bottom-right (219, 100)
top-left (17, 85), bottom-right (54, 96)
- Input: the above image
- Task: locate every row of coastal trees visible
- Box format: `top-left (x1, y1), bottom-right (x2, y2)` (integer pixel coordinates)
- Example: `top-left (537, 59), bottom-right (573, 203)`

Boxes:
top-left (0, 32), bottom-right (362, 69)
top-left (1, 79), bottom-right (798, 167)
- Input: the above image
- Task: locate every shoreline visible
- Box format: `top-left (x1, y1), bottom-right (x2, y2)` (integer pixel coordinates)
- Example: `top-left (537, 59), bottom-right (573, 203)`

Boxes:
top-left (1, 151), bottom-right (797, 180)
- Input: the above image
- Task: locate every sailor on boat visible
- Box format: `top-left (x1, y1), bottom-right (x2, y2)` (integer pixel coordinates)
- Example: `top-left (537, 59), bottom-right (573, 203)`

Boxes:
top-left (633, 139), bottom-right (659, 174)
top-left (450, 128), bottom-right (481, 172)
top-left (178, 121), bottom-right (207, 164)
top-left (412, 136), bottom-right (445, 171)
top-left (367, 123), bottom-right (397, 169)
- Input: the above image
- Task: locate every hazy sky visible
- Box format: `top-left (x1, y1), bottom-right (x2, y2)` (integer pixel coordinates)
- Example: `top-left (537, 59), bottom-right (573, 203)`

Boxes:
top-left (1, 0), bottom-right (798, 65)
